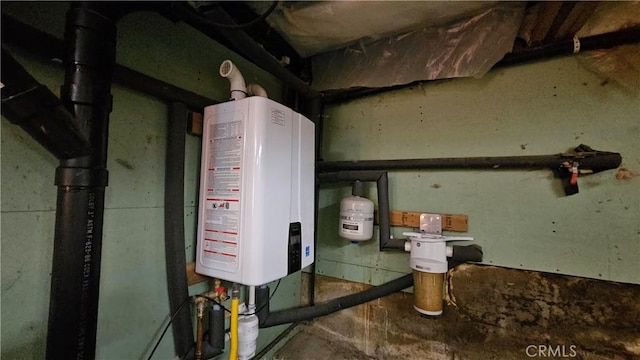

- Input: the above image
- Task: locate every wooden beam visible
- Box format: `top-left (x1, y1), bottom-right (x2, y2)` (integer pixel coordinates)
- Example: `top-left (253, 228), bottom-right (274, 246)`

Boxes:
top-left (549, 2), bottom-right (599, 42)
top-left (187, 261), bottom-right (211, 286)
top-left (527, 1), bottom-right (564, 46)
top-left (187, 111), bottom-right (203, 136)
top-left (522, 2), bottom-right (599, 46)
top-left (378, 211), bottom-right (468, 232)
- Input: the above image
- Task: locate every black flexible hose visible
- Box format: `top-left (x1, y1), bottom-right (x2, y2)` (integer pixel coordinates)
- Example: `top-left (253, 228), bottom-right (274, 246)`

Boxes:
top-left (257, 273), bottom-right (413, 328)
top-left (165, 102), bottom-right (193, 357)
top-left (209, 304), bottom-right (225, 350)
top-left (451, 245), bottom-right (483, 263)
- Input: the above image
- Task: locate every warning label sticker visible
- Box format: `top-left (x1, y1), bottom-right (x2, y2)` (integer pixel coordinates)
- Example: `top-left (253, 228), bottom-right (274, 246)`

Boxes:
top-left (341, 219), bottom-right (364, 235)
top-left (203, 118), bottom-right (243, 268)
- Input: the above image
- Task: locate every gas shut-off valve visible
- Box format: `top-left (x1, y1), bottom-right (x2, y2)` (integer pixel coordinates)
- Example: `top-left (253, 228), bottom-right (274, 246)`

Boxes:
top-left (404, 214), bottom-right (482, 316)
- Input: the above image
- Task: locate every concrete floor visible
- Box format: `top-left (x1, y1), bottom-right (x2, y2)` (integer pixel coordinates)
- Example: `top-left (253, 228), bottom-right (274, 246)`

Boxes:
top-left (274, 326), bottom-right (376, 360)
top-left (271, 271), bottom-right (639, 360)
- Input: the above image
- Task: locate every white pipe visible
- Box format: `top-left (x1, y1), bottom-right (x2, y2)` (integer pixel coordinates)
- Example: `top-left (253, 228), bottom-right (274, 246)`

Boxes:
top-left (219, 60), bottom-right (246, 100)
top-left (246, 84), bottom-right (268, 98)
top-left (248, 285), bottom-right (256, 313)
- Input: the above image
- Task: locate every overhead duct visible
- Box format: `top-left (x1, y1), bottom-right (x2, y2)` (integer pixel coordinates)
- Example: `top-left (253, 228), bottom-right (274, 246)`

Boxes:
top-left (247, 1), bottom-right (501, 58)
top-left (311, 3), bottom-right (526, 91)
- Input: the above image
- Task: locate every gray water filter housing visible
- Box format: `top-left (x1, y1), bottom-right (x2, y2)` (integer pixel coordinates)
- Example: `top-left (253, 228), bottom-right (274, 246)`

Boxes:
top-left (195, 96), bottom-right (315, 286)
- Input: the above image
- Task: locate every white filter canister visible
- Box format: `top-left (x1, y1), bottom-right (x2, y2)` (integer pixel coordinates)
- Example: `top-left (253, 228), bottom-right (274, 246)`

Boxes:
top-left (339, 196), bottom-right (374, 241)
top-left (237, 314), bottom-right (259, 360)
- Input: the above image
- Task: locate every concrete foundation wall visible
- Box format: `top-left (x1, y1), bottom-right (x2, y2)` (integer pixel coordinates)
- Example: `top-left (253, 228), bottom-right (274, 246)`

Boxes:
top-left (278, 269), bottom-right (639, 360)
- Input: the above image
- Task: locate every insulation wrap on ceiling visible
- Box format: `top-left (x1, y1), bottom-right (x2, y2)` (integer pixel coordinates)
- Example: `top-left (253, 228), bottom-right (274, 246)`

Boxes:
top-left (311, 3), bottom-right (526, 91)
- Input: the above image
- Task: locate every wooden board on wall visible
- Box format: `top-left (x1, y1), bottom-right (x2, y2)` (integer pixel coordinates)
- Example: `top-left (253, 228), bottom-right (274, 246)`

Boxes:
top-left (385, 211), bottom-right (468, 232)
top-left (187, 262), bottom-right (210, 286)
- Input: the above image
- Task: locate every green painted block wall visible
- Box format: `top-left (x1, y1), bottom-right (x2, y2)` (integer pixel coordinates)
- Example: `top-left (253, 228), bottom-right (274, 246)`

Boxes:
top-left (1, 2), bottom-right (300, 359)
top-left (318, 55), bottom-right (640, 286)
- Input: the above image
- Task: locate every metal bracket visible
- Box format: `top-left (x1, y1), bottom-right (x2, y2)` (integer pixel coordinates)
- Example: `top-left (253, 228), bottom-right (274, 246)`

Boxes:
top-left (420, 213), bottom-right (442, 235)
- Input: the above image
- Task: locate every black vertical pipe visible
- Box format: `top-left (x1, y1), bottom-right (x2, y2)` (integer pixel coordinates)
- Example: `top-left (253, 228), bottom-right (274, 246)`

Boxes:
top-left (208, 304), bottom-right (224, 350)
top-left (165, 102), bottom-right (193, 358)
top-left (46, 3), bottom-right (117, 360)
top-left (376, 172), bottom-right (405, 250)
top-left (183, 303), bottom-right (224, 360)
top-left (307, 96), bottom-right (323, 306)
top-left (316, 171), bottom-right (404, 251)
top-left (256, 285), bottom-right (270, 324)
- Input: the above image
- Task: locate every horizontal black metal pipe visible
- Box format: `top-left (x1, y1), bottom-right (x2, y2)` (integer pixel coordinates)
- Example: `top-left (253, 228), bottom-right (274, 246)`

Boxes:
top-left (1, 47), bottom-right (89, 158)
top-left (113, 65), bottom-right (217, 110)
top-left (257, 273), bottom-right (413, 328)
top-left (451, 245), bottom-right (484, 263)
top-left (317, 152), bottom-right (622, 173)
top-left (165, 3), bottom-right (321, 100)
top-left (498, 25), bottom-right (640, 67)
top-left (2, 14), bottom-right (218, 111)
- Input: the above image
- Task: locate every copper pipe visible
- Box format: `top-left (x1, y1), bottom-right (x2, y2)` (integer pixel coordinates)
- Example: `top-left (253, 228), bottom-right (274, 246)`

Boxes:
top-left (195, 300), bottom-right (205, 360)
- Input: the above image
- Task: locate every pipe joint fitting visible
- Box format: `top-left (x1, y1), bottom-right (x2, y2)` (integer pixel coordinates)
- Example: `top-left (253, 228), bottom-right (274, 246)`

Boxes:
top-left (220, 60), bottom-right (247, 101)
top-left (55, 167), bottom-right (109, 187)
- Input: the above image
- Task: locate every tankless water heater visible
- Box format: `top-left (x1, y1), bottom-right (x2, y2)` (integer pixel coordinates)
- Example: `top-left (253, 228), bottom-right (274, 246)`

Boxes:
top-left (195, 96), bottom-right (315, 286)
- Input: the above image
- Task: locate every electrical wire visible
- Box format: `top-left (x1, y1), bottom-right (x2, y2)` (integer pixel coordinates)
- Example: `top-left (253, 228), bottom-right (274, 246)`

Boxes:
top-left (146, 279), bottom-right (281, 359)
top-left (199, 1), bottom-right (279, 30)
top-left (146, 296), bottom-right (192, 360)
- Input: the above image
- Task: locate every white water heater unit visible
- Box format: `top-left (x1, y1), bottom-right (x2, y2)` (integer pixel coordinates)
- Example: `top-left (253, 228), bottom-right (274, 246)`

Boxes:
top-left (195, 96), bottom-right (315, 286)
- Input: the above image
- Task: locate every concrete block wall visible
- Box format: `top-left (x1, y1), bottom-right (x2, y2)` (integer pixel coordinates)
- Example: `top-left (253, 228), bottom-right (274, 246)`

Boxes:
top-left (277, 269), bottom-right (639, 359)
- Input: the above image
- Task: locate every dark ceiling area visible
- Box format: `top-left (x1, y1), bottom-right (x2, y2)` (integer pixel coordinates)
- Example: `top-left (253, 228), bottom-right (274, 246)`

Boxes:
top-left (200, 1), bottom-right (640, 101)
top-left (3, 1), bottom-right (639, 103)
